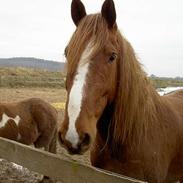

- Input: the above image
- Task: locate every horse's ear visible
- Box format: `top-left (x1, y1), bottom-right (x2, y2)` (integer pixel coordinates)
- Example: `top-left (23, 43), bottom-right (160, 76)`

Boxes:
top-left (101, 0), bottom-right (116, 29)
top-left (71, 0), bottom-right (87, 26)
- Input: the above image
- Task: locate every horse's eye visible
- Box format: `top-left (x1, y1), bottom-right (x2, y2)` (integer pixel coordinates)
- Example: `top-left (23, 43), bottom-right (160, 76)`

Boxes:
top-left (108, 52), bottom-right (117, 63)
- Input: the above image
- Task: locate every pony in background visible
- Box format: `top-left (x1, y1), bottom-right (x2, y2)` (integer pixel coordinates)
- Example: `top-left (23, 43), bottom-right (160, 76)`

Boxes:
top-left (0, 98), bottom-right (58, 183)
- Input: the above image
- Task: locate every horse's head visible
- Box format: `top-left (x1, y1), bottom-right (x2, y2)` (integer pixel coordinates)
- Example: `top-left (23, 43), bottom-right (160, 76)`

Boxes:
top-left (59, 0), bottom-right (120, 154)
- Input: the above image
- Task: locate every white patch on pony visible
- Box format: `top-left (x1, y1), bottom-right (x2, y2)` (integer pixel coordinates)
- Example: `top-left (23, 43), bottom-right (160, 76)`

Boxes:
top-left (66, 42), bottom-right (93, 148)
top-left (0, 113), bottom-right (21, 128)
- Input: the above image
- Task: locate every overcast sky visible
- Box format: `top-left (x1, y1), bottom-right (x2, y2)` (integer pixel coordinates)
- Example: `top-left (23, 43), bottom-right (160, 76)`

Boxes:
top-left (0, 0), bottom-right (183, 77)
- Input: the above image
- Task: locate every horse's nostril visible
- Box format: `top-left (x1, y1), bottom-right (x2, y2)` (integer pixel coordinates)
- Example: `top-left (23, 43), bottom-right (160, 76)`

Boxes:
top-left (82, 133), bottom-right (90, 146)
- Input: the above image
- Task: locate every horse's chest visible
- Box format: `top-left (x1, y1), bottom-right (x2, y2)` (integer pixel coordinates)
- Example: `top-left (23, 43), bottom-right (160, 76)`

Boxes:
top-left (90, 140), bottom-right (145, 180)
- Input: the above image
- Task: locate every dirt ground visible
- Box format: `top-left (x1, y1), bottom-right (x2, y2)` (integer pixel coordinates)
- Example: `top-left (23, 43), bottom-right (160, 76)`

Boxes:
top-left (0, 87), bottom-right (90, 183)
top-left (0, 88), bottom-right (67, 104)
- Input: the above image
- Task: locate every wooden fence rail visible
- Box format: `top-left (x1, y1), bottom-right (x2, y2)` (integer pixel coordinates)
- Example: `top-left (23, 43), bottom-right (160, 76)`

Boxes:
top-left (0, 137), bottom-right (146, 183)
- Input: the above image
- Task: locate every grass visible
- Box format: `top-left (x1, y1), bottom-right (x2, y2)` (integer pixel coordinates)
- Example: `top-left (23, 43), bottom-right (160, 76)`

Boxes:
top-left (151, 78), bottom-right (183, 89)
top-left (51, 102), bottom-right (66, 110)
top-left (0, 67), bottom-right (183, 89)
top-left (0, 67), bottom-right (65, 88)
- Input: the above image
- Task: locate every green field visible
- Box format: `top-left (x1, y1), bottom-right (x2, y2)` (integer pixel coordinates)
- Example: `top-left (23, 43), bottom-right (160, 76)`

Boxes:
top-left (0, 67), bottom-right (65, 88)
top-left (151, 78), bottom-right (183, 89)
top-left (0, 67), bottom-right (183, 89)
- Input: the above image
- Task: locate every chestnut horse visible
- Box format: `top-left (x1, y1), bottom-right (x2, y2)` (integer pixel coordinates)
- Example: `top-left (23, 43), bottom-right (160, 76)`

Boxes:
top-left (0, 98), bottom-right (58, 183)
top-left (59, 0), bottom-right (183, 182)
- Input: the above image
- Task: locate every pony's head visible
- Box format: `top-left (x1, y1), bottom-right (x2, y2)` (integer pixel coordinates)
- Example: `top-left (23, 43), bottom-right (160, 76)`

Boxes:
top-left (59, 0), bottom-right (121, 154)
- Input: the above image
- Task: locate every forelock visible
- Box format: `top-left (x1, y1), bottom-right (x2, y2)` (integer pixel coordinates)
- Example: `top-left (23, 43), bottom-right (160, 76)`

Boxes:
top-left (66, 14), bottom-right (110, 75)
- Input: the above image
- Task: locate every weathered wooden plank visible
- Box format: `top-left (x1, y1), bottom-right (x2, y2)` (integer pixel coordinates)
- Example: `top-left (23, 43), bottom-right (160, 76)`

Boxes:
top-left (0, 137), bottom-right (146, 183)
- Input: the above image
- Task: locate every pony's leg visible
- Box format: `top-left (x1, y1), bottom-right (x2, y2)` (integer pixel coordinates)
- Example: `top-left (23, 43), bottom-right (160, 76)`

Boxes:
top-left (34, 128), bottom-right (57, 152)
top-left (48, 129), bottom-right (57, 154)
top-left (36, 130), bottom-right (57, 183)
top-left (39, 130), bottom-right (58, 183)
top-left (34, 132), bottom-right (50, 150)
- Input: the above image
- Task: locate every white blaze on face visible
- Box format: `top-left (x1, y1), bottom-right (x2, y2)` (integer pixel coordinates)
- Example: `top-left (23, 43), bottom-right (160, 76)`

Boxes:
top-left (65, 42), bottom-right (93, 148)
top-left (0, 113), bottom-right (20, 128)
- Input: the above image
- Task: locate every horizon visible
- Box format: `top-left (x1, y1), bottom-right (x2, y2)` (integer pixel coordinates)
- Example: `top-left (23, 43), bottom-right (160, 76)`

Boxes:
top-left (0, 0), bottom-right (183, 77)
top-left (1, 57), bottom-right (183, 78)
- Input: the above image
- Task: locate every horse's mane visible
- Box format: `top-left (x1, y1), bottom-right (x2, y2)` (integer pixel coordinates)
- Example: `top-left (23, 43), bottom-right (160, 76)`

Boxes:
top-left (108, 28), bottom-right (173, 157)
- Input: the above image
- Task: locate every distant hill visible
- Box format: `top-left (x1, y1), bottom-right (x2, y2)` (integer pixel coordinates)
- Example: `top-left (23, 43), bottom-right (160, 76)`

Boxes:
top-left (0, 57), bottom-right (65, 71)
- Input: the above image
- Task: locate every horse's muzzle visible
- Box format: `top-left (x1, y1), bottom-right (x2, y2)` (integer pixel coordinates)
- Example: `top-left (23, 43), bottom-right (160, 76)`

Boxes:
top-left (58, 131), bottom-right (91, 155)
